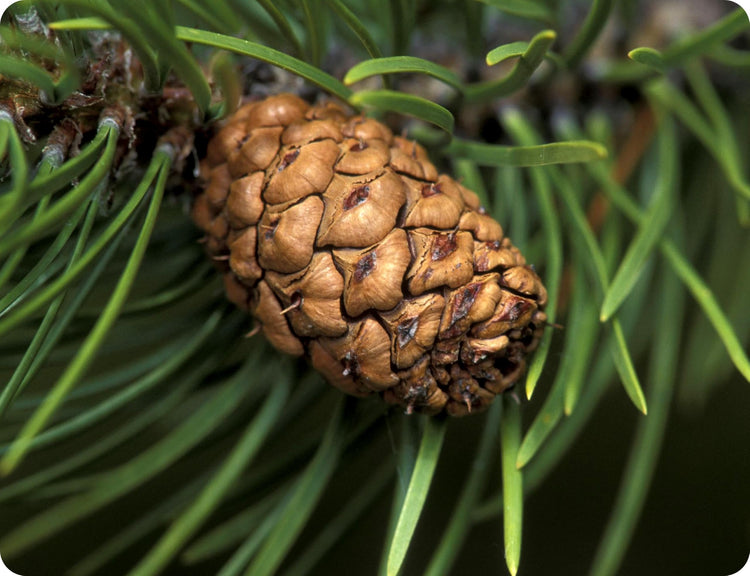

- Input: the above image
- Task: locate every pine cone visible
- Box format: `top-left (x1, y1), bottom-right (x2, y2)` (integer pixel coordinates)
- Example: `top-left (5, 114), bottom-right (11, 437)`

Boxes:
top-left (193, 94), bottom-right (548, 416)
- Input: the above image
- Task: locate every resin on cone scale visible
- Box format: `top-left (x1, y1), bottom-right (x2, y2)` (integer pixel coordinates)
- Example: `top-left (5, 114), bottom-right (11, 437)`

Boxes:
top-left (193, 93), bottom-right (548, 416)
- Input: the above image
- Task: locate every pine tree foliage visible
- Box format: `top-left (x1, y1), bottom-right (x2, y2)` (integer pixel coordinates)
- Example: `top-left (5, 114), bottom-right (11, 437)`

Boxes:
top-left (0, 1), bottom-right (749, 575)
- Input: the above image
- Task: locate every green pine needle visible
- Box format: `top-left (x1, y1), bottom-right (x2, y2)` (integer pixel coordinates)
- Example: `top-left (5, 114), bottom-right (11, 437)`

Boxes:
top-left (563, 0), bottom-right (615, 67)
top-left (474, 0), bottom-right (552, 22)
top-left (501, 395), bottom-right (523, 576)
top-left (344, 56), bottom-right (462, 90)
top-left (176, 27), bottom-right (353, 101)
top-left (349, 89), bottom-right (455, 134)
top-left (386, 417), bottom-right (446, 576)
top-left (425, 402), bottom-right (501, 576)
top-left (0, 114), bottom-right (29, 235)
top-left (448, 137), bottom-right (607, 167)
top-left (467, 30), bottom-right (557, 102)
top-left (600, 112), bottom-right (677, 322)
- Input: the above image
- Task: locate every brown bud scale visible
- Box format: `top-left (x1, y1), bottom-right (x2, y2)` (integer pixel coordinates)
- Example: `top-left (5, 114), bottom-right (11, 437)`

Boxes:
top-left (194, 94), bottom-right (548, 416)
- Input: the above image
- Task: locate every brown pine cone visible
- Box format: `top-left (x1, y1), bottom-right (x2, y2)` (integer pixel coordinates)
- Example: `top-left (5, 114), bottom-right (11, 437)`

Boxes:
top-left (193, 93), bottom-right (548, 416)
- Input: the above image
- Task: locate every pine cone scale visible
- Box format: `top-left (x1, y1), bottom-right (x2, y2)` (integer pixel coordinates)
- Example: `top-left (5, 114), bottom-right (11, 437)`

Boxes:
top-left (194, 94), bottom-right (548, 416)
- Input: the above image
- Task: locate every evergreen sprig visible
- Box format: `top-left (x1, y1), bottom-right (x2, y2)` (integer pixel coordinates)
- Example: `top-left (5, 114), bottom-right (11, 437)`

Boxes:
top-left (1, 2), bottom-right (748, 576)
